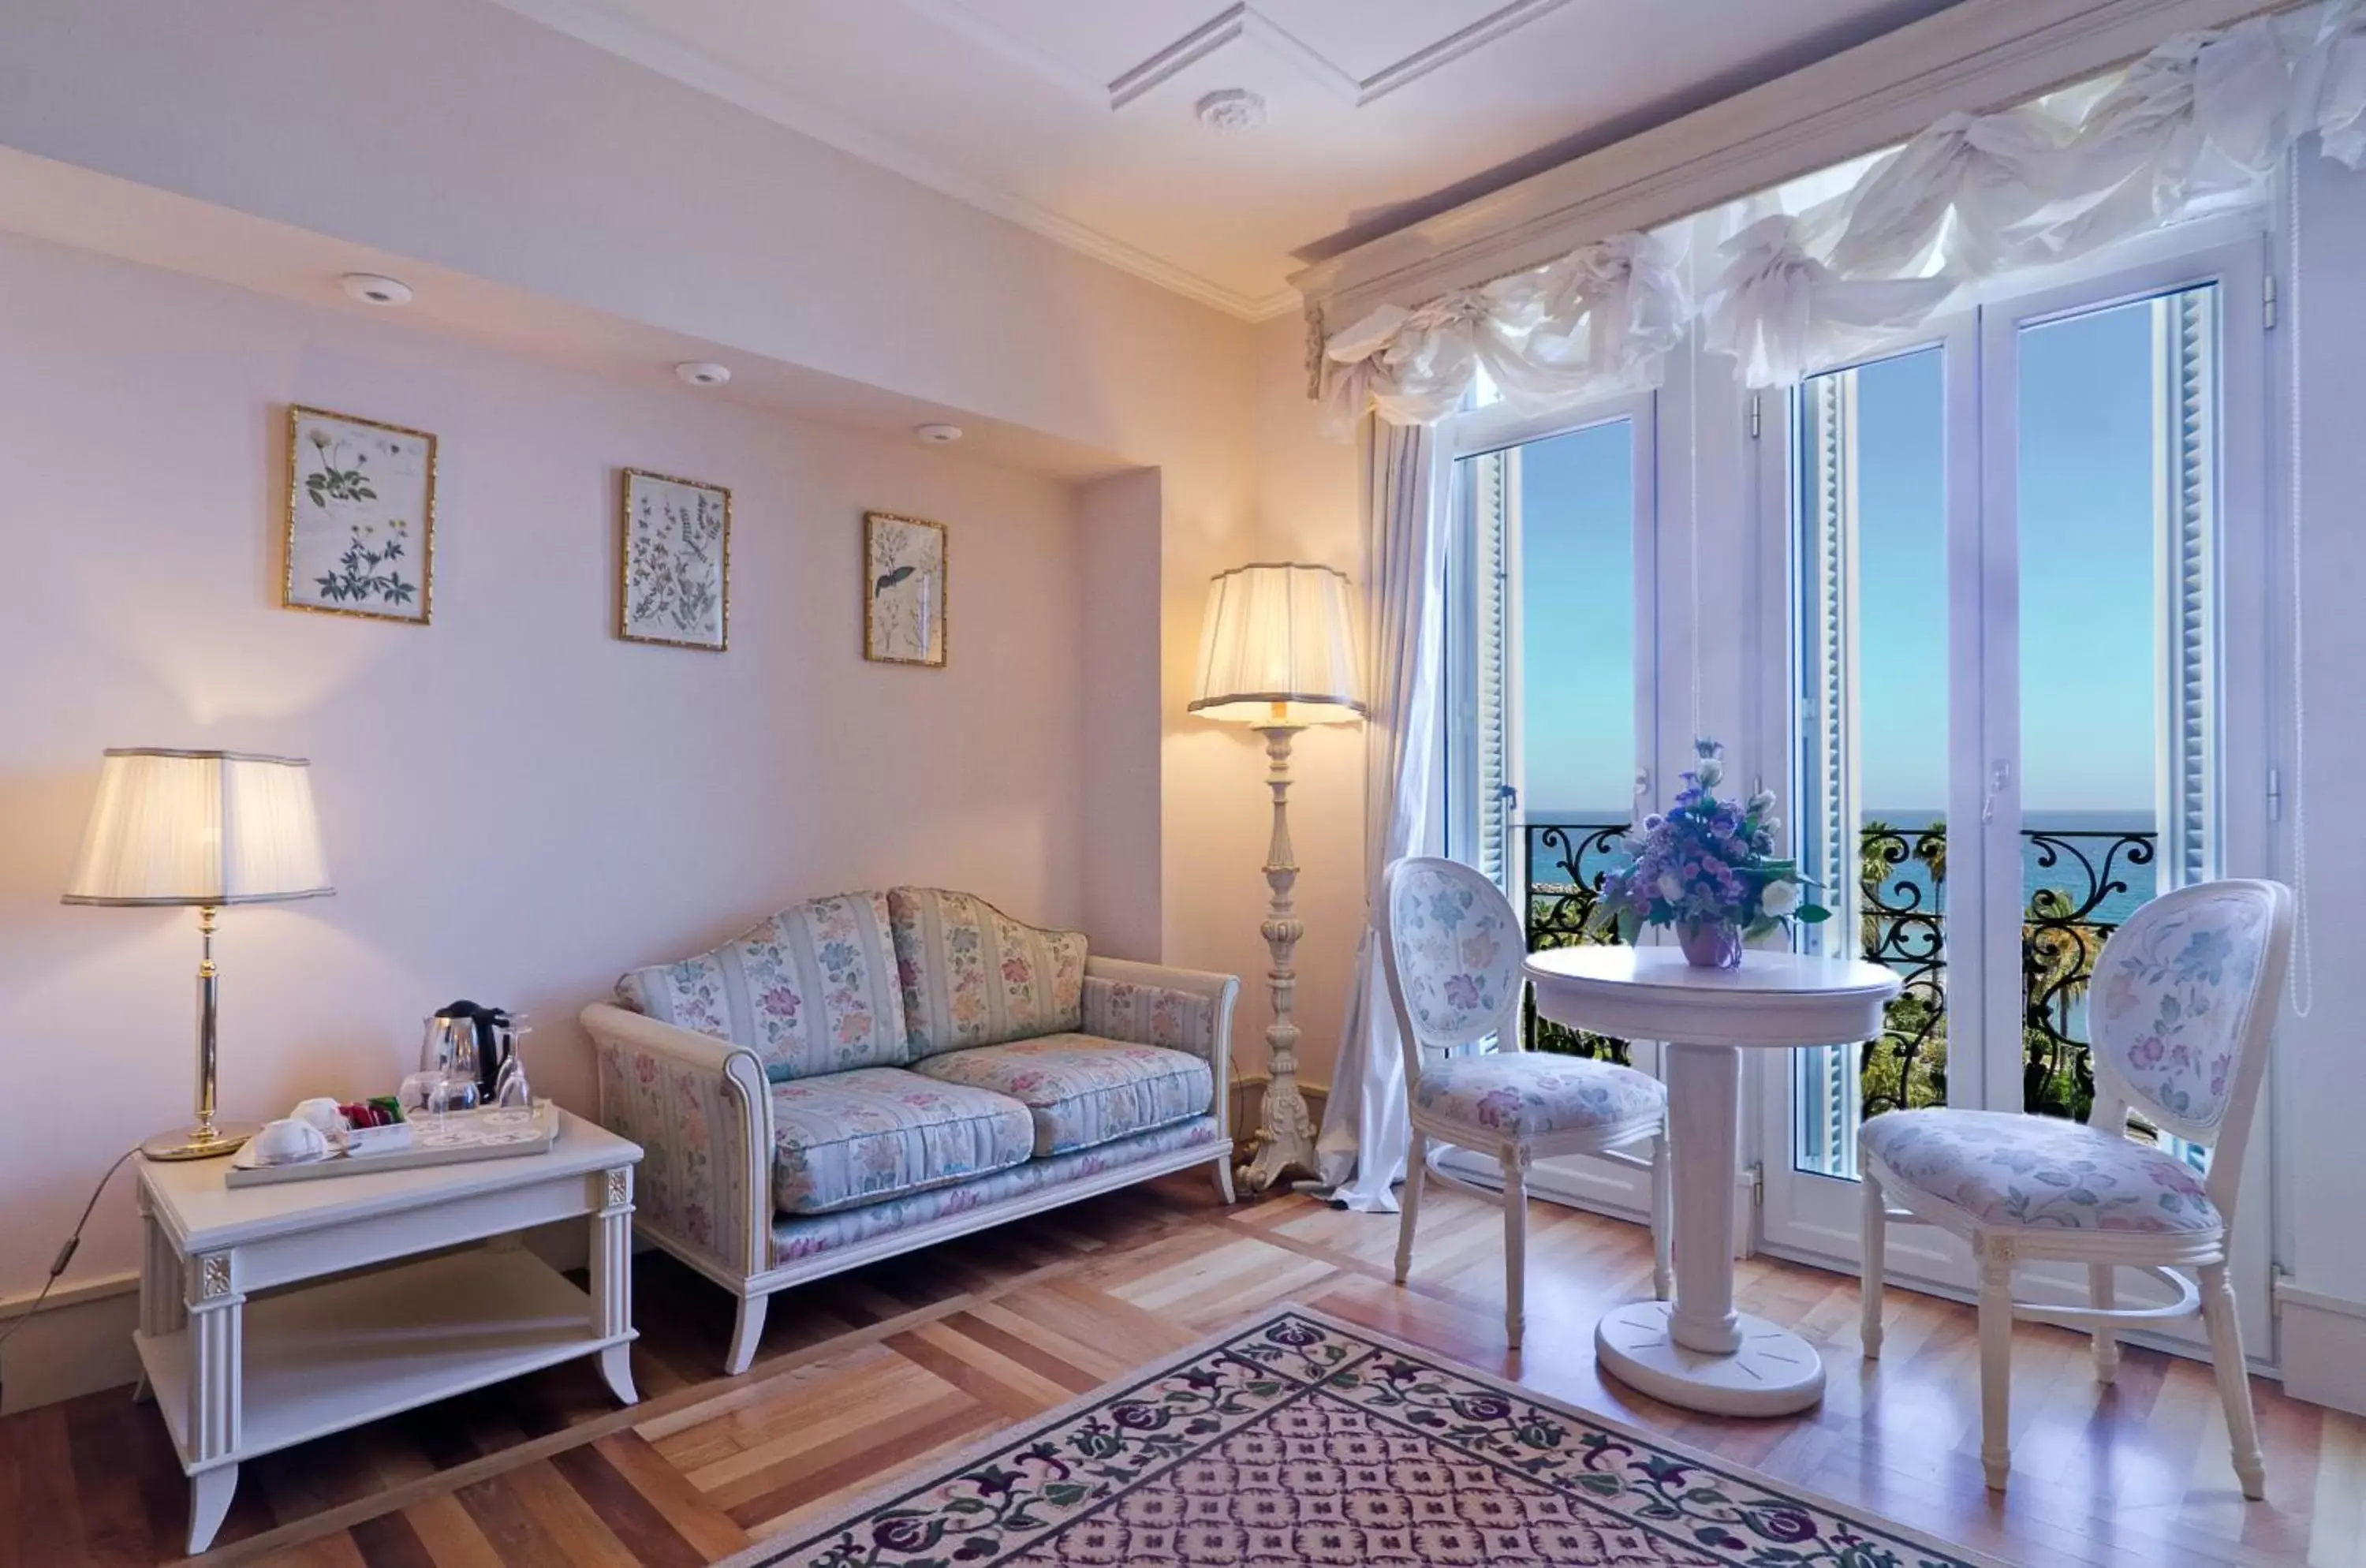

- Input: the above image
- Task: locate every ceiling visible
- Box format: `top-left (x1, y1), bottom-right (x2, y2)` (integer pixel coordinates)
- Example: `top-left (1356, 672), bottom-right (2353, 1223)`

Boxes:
top-left (491, 0), bottom-right (1961, 319)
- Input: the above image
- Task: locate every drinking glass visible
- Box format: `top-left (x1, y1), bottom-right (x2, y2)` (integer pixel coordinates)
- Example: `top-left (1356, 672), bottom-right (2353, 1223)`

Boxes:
top-left (397, 1070), bottom-right (446, 1118)
top-left (491, 1025), bottom-right (535, 1126)
top-left (425, 1073), bottom-right (478, 1141)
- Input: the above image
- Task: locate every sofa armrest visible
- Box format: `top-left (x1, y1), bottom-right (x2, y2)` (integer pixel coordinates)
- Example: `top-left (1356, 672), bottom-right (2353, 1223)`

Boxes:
top-left (1083, 958), bottom-right (1241, 1137)
top-left (582, 1002), bottom-right (771, 1280)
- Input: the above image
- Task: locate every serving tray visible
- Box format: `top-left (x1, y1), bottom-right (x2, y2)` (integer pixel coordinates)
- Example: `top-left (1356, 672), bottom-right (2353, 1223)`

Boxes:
top-left (225, 1104), bottom-right (558, 1188)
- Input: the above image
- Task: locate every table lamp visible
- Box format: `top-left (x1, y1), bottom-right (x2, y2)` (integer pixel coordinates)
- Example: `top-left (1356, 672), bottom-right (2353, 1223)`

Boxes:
top-left (62, 749), bottom-right (334, 1159)
top-left (1189, 562), bottom-right (1364, 1193)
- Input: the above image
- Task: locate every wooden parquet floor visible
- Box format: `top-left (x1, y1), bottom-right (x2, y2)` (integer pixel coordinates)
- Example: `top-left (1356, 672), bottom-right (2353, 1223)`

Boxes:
top-left (4, 1171), bottom-right (2363, 1567)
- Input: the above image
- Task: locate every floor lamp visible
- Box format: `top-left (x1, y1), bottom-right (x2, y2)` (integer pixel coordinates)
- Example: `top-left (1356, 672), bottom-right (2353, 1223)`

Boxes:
top-left (62, 749), bottom-right (334, 1159)
top-left (1190, 563), bottom-right (1364, 1194)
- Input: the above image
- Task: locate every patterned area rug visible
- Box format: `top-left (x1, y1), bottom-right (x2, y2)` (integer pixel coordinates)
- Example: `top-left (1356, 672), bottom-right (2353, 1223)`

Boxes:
top-left (726, 1304), bottom-right (1995, 1568)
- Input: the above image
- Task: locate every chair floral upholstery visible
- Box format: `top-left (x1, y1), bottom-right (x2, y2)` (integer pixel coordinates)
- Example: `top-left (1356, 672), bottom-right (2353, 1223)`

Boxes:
top-left (912, 1034), bottom-right (1213, 1155)
top-left (1860, 1108), bottom-right (2217, 1232)
top-left (1386, 860), bottom-right (1522, 1047)
top-left (1414, 1053), bottom-right (1664, 1138)
top-left (767, 1066), bottom-right (1034, 1215)
top-left (2091, 883), bottom-right (2274, 1131)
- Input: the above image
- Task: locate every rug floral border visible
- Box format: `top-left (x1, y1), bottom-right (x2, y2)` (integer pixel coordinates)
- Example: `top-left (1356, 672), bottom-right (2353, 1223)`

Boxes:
top-left (736, 1302), bottom-right (1997, 1568)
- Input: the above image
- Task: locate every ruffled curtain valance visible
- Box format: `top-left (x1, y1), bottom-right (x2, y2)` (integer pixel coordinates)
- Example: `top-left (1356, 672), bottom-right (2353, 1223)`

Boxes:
top-left (1319, 0), bottom-right (2366, 424)
top-left (1319, 230), bottom-right (1688, 434)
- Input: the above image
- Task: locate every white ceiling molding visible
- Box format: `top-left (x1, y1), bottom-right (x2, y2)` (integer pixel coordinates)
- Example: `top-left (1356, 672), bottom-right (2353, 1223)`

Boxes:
top-left (905, 1), bottom-right (1576, 114)
top-left (487, 0), bottom-right (1299, 320)
top-left (1291, 0), bottom-right (2282, 330)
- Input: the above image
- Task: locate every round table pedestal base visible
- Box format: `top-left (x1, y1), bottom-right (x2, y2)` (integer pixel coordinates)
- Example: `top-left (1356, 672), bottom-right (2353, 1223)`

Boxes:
top-left (1593, 1301), bottom-right (1825, 1417)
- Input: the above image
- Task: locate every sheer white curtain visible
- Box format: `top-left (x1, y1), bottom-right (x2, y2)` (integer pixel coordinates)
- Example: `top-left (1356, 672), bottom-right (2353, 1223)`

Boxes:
top-left (1322, 0), bottom-right (2366, 413)
top-left (1320, 231), bottom-right (1689, 435)
top-left (1314, 422), bottom-right (1444, 1211)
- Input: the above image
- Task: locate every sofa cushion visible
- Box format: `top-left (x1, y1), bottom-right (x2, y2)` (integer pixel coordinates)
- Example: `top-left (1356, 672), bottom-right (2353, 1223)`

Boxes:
top-left (615, 891), bottom-right (909, 1084)
top-left (768, 1067), bottom-right (1035, 1216)
top-left (910, 1034), bottom-right (1212, 1156)
top-left (886, 887), bottom-right (1087, 1060)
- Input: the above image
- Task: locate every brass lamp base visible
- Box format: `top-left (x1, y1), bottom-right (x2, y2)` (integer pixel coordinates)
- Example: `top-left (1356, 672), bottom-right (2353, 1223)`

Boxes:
top-left (141, 1122), bottom-right (257, 1162)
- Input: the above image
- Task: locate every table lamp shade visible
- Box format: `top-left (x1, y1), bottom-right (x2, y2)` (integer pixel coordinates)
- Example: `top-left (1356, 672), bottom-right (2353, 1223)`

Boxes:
top-left (1188, 562), bottom-right (1365, 725)
top-left (62, 749), bottom-right (332, 906)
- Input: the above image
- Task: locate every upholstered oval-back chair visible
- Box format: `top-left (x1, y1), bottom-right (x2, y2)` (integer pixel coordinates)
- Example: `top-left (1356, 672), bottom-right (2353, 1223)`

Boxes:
top-left (1380, 856), bottom-right (1671, 1350)
top-left (1857, 878), bottom-right (2293, 1497)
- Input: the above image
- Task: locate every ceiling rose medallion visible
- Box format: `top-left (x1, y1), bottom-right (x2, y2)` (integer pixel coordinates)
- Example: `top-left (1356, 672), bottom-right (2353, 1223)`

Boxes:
top-left (1195, 89), bottom-right (1267, 132)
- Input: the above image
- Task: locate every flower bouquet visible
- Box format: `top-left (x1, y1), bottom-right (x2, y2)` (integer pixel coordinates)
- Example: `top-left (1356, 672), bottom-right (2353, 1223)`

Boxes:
top-left (1586, 738), bottom-right (1829, 968)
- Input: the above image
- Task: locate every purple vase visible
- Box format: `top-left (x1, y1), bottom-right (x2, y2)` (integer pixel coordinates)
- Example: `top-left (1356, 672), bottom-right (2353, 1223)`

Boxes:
top-left (1677, 919), bottom-right (1744, 969)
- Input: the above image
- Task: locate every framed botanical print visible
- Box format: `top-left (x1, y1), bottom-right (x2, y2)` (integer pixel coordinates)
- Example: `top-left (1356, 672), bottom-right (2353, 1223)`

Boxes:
top-left (864, 511), bottom-right (946, 666)
top-left (284, 405), bottom-right (438, 623)
top-left (619, 469), bottom-right (731, 651)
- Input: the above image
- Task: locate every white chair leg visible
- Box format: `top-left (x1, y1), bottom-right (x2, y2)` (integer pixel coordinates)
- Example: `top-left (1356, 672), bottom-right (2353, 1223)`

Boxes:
top-left (1649, 1129), bottom-right (1673, 1302)
top-left (1860, 1164), bottom-right (1886, 1358)
top-left (1211, 1152), bottom-right (1237, 1206)
top-left (726, 1292), bottom-right (769, 1376)
top-left (2088, 1264), bottom-right (2120, 1383)
top-left (1976, 1237), bottom-right (2016, 1492)
top-left (1502, 1143), bottom-right (1529, 1350)
top-left (1394, 1129), bottom-right (1426, 1285)
top-left (2201, 1260), bottom-right (2267, 1500)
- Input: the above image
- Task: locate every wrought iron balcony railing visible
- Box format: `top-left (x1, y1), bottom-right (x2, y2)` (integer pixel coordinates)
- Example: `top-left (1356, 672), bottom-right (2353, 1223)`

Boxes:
top-left (1520, 818), bottom-right (2160, 1123)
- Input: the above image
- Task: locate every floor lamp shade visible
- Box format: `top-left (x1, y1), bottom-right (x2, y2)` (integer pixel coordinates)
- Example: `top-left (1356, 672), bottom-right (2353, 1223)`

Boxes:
top-left (62, 750), bottom-right (333, 906)
top-left (1189, 562), bottom-right (1365, 726)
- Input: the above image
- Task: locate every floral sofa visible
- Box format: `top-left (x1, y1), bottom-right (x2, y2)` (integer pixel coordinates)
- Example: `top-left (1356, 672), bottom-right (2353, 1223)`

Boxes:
top-left (580, 887), bottom-right (1239, 1372)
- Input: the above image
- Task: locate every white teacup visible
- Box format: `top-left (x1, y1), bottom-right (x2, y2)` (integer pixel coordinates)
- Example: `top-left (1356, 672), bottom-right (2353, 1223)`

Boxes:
top-left (252, 1118), bottom-right (330, 1166)
top-left (291, 1097), bottom-right (348, 1137)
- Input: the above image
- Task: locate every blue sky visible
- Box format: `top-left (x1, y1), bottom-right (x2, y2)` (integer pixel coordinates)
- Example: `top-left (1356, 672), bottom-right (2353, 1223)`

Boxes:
top-left (1518, 298), bottom-right (2166, 820)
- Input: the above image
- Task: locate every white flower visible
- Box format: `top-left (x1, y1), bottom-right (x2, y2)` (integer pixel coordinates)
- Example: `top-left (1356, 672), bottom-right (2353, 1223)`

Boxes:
top-left (1760, 879), bottom-right (1801, 918)
top-left (1696, 758), bottom-right (1724, 788)
top-left (1748, 790), bottom-right (1777, 812)
top-left (1657, 872), bottom-right (1687, 904)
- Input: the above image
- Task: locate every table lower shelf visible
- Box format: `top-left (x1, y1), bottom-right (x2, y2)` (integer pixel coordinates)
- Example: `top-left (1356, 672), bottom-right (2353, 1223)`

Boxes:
top-left (136, 1245), bottom-right (629, 1473)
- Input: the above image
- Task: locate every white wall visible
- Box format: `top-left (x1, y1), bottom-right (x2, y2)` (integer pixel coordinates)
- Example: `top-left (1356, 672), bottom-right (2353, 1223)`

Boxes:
top-left (0, 0), bottom-right (1267, 1049)
top-left (0, 230), bottom-right (1096, 1404)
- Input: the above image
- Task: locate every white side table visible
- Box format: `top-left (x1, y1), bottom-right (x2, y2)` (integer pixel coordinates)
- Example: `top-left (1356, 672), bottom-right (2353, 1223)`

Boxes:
top-left (132, 1107), bottom-right (644, 1554)
top-left (1525, 946), bottom-right (1897, 1417)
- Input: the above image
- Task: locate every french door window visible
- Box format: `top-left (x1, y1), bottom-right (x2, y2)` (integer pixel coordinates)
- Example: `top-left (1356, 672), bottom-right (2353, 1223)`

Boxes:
top-left (1789, 276), bottom-right (2241, 1182)
top-left (1442, 233), bottom-right (2271, 1340)
top-left (1442, 394), bottom-right (1659, 1214)
top-left (1763, 239), bottom-right (2271, 1340)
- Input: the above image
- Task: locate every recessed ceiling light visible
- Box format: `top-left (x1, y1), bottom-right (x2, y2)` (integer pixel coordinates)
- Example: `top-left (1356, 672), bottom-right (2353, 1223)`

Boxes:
top-left (915, 423), bottom-right (963, 445)
top-left (1196, 89), bottom-right (1267, 133)
top-left (340, 272), bottom-right (412, 307)
top-left (675, 360), bottom-right (733, 387)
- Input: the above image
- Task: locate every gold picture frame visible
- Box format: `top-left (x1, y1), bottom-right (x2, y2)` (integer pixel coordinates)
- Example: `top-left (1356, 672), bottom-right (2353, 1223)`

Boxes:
top-left (282, 405), bottom-right (438, 624)
top-left (618, 468), bottom-right (732, 651)
top-left (864, 511), bottom-right (946, 667)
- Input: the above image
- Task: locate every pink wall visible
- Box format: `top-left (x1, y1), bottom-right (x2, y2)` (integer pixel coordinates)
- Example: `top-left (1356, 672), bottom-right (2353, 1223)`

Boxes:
top-left (0, 231), bottom-right (1091, 1309)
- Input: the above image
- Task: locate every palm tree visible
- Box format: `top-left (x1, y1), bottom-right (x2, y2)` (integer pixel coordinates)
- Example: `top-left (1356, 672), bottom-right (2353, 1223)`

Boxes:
top-left (1914, 817), bottom-right (1946, 887)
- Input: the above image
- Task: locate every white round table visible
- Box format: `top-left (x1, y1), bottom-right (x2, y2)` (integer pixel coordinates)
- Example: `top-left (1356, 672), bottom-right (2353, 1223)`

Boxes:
top-left (1524, 945), bottom-right (1898, 1417)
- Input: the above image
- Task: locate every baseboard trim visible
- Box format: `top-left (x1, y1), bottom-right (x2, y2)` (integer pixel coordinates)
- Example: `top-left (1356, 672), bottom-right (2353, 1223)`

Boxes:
top-left (0, 1275), bottom-right (141, 1413)
top-left (2277, 1279), bottom-right (2366, 1417)
top-left (0, 1266), bottom-right (137, 1321)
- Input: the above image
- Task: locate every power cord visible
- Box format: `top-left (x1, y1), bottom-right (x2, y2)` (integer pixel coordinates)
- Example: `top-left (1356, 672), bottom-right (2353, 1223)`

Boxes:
top-left (0, 1146), bottom-right (137, 1413)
